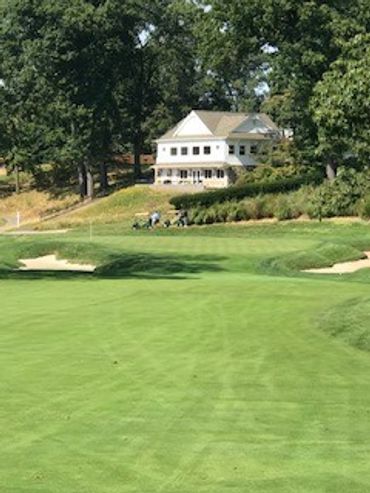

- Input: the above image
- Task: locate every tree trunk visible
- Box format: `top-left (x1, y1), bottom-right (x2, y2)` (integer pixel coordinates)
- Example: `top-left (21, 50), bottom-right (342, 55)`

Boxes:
top-left (14, 165), bottom-right (20, 194)
top-left (326, 160), bottom-right (337, 180)
top-left (133, 137), bottom-right (141, 180)
top-left (86, 163), bottom-right (94, 199)
top-left (99, 162), bottom-right (108, 193)
top-left (78, 163), bottom-right (87, 199)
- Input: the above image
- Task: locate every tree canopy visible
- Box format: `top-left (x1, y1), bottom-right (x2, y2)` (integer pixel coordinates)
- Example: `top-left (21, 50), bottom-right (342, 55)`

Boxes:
top-left (312, 34), bottom-right (370, 177)
top-left (0, 0), bottom-right (369, 192)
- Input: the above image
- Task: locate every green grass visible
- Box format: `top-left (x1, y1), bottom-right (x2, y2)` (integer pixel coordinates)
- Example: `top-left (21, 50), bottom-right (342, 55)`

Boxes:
top-left (38, 186), bottom-right (175, 230)
top-left (2, 221), bottom-right (370, 492)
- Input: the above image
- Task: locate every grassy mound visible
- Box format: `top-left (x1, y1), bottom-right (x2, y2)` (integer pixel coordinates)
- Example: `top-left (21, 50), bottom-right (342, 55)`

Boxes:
top-left (38, 186), bottom-right (175, 229)
top-left (317, 297), bottom-right (370, 352)
top-left (260, 243), bottom-right (365, 276)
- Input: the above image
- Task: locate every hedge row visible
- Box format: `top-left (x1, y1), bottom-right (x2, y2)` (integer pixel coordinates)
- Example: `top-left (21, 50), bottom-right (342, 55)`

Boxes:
top-left (170, 171), bottom-right (323, 209)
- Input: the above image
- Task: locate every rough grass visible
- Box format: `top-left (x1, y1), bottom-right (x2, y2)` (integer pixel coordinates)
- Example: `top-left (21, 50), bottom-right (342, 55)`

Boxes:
top-left (317, 297), bottom-right (370, 353)
top-left (2, 222), bottom-right (370, 492)
top-left (38, 186), bottom-right (175, 229)
top-left (0, 190), bottom-right (79, 224)
top-left (260, 242), bottom-right (366, 276)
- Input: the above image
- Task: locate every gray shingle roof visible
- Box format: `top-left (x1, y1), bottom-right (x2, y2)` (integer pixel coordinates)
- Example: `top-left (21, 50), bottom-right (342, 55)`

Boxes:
top-left (157, 110), bottom-right (279, 141)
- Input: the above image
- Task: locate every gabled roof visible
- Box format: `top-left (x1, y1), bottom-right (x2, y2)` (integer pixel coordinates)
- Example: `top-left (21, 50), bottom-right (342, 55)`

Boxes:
top-left (157, 110), bottom-right (279, 141)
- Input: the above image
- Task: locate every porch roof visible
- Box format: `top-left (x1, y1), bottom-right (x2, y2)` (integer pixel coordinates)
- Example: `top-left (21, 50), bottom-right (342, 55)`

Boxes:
top-left (152, 162), bottom-right (228, 169)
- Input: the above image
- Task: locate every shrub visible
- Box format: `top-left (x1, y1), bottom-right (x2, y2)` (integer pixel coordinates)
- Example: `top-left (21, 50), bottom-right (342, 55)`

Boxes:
top-left (235, 164), bottom-right (309, 186)
top-left (273, 195), bottom-right (301, 221)
top-left (359, 196), bottom-right (370, 219)
top-left (210, 203), bottom-right (228, 222)
top-left (242, 195), bottom-right (271, 220)
top-left (307, 168), bottom-right (367, 219)
top-left (170, 171), bottom-right (323, 210)
top-left (224, 204), bottom-right (237, 222)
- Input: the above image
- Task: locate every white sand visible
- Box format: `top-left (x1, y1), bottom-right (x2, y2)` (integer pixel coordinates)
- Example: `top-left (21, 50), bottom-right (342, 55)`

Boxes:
top-left (303, 252), bottom-right (370, 274)
top-left (5, 229), bottom-right (69, 235)
top-left (19, 254), bottom-right (96, 272)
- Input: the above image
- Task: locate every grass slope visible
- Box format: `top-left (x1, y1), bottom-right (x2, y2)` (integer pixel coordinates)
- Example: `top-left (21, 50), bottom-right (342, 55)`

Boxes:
top-left (2, 222), bottom-right (370, 492)
top-left (39, 186), bottom-right (175, 230)
top-left (0, 190), bottom-right (79, 224)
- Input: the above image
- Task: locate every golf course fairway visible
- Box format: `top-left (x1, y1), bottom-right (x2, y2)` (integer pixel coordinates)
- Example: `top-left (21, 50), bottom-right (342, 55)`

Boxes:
top-left (1, 221), bottom-right (370, 492)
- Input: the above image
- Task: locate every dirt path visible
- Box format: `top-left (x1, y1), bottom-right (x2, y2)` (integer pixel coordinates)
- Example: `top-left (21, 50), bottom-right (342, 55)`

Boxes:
top-left (303, 252), bottom-right (370, 274)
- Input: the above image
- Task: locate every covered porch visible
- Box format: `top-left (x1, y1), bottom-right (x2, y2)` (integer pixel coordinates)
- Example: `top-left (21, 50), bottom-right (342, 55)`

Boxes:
top-left (153, 163), bottom-right (230, 189)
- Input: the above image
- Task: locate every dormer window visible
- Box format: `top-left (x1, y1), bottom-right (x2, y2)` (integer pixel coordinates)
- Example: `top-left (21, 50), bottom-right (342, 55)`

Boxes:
top-left (170, 147), bottom-right (177, 156)
top-left (250, 144), bottom-right (258, 154)
top-left (228, 145), bottom-right (235, 155)
top-left (193, 146), bottom-right (200, 155)
top-left (204, 146), bottom-right (211, 155)
top-left (239, 145), bottom-right (245, 156)
top-left (181, 147), bottom-right (188, 155)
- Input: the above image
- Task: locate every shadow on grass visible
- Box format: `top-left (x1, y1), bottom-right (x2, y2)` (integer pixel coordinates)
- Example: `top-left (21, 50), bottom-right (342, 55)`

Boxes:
top-left (0, 252), bottom-right (225, 281)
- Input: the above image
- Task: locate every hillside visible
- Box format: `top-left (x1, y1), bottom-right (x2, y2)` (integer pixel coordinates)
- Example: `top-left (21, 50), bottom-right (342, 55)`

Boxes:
top-left (36, 186), bottom-right (176, 230)
top-left (0, 190), bottom-right (80, 229)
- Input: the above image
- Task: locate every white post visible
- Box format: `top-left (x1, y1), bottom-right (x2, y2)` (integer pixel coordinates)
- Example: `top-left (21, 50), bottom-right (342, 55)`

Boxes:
top-left (16, 211), bottom-right (20, 228)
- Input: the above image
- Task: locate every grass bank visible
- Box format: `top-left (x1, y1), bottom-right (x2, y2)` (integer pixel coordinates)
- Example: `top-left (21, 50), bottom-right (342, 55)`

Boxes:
top-left (37, 186), bottom-right (175, 230)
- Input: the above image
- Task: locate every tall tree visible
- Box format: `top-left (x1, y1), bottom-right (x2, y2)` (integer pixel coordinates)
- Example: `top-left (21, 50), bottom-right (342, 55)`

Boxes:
top-left (117, 0), bottom-right (204, 178)
top-left (200, 1), bottom-right (370, 166)
top-left (312, 34), bottom-right (370, 179)
top-left (0, 0), bottom-right (138, 197)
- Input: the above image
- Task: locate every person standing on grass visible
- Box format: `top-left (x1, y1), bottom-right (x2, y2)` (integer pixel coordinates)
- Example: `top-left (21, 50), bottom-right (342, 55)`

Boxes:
top-left (150, 211), bottom-right (161, 227)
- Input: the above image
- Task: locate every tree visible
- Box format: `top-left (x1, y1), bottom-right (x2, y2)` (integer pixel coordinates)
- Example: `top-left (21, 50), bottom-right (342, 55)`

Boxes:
top-left (116, 0), bottom-right (204, 178)
top-left (312, 34), bottom-right (370, 179)
top-left (0, 0), bottom-right (138, 197)
top-left (200, 1), bottom-right (370, 163)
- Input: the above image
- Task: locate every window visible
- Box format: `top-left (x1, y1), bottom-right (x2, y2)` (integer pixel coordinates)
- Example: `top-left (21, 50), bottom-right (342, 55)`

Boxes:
top-left (239, 145), bottom-right (245, 156)
top-left (181, 147), bottom-right (188, 156)
top-left (250, 144), bottom-right (258, 154)
top-left (228, 145), bottom-right (235, 155)
top-left (204, 146), bottom-right (211, 155)
top-left (217, 170), bottom-right (225, 179)
top-left (204, 169), bottom-right (212, 179)
top-left (166, 169), bottom-right (172, 177)
top-left (193, 146), bottom-right (200, 155)
top-left (180, 170), bottom-right (188, 179)
top-left (170, 147), bottom-right (177, 156)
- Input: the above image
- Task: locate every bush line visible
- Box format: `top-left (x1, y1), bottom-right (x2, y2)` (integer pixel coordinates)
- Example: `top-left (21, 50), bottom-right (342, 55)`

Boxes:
top-left (170, 172), bottom-right (323, 209)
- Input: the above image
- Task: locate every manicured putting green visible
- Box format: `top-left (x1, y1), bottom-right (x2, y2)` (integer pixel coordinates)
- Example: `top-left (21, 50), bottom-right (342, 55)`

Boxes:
top-left (1, 222), bottom-right (370, 492)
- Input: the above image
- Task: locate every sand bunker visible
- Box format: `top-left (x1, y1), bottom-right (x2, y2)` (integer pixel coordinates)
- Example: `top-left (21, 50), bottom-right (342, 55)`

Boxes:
top-left (304, 252), bottom-right (370, 274)
top-left (18, 254), bottom-right (96, 272)
top-left (5, 230), bottom-right (69, 236)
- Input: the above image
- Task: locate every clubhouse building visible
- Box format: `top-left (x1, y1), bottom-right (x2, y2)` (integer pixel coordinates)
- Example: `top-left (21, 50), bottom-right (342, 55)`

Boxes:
top-left (153, 110), bottom-right (280, 188)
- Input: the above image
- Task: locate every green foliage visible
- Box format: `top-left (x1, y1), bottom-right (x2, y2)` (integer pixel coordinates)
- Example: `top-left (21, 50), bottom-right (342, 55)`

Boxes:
top-left (235, 164), bottom-right (317, 186)
top-left (170, 172), bottom-right (322, 209)
top-left (188, 190), bottom-right (311, 225)
top-left (312, 34), bottom-right (370, 167)
top-left (359, 196), bottom-right (370, 220)
top-left (0, 0), bottom-right (140, 195)
top-left (202, 1), bottom-right (370, 162)
top-left (307, 168), bottom-right (370, 219)
top-left (273, 195), bottom-right (300, 221)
